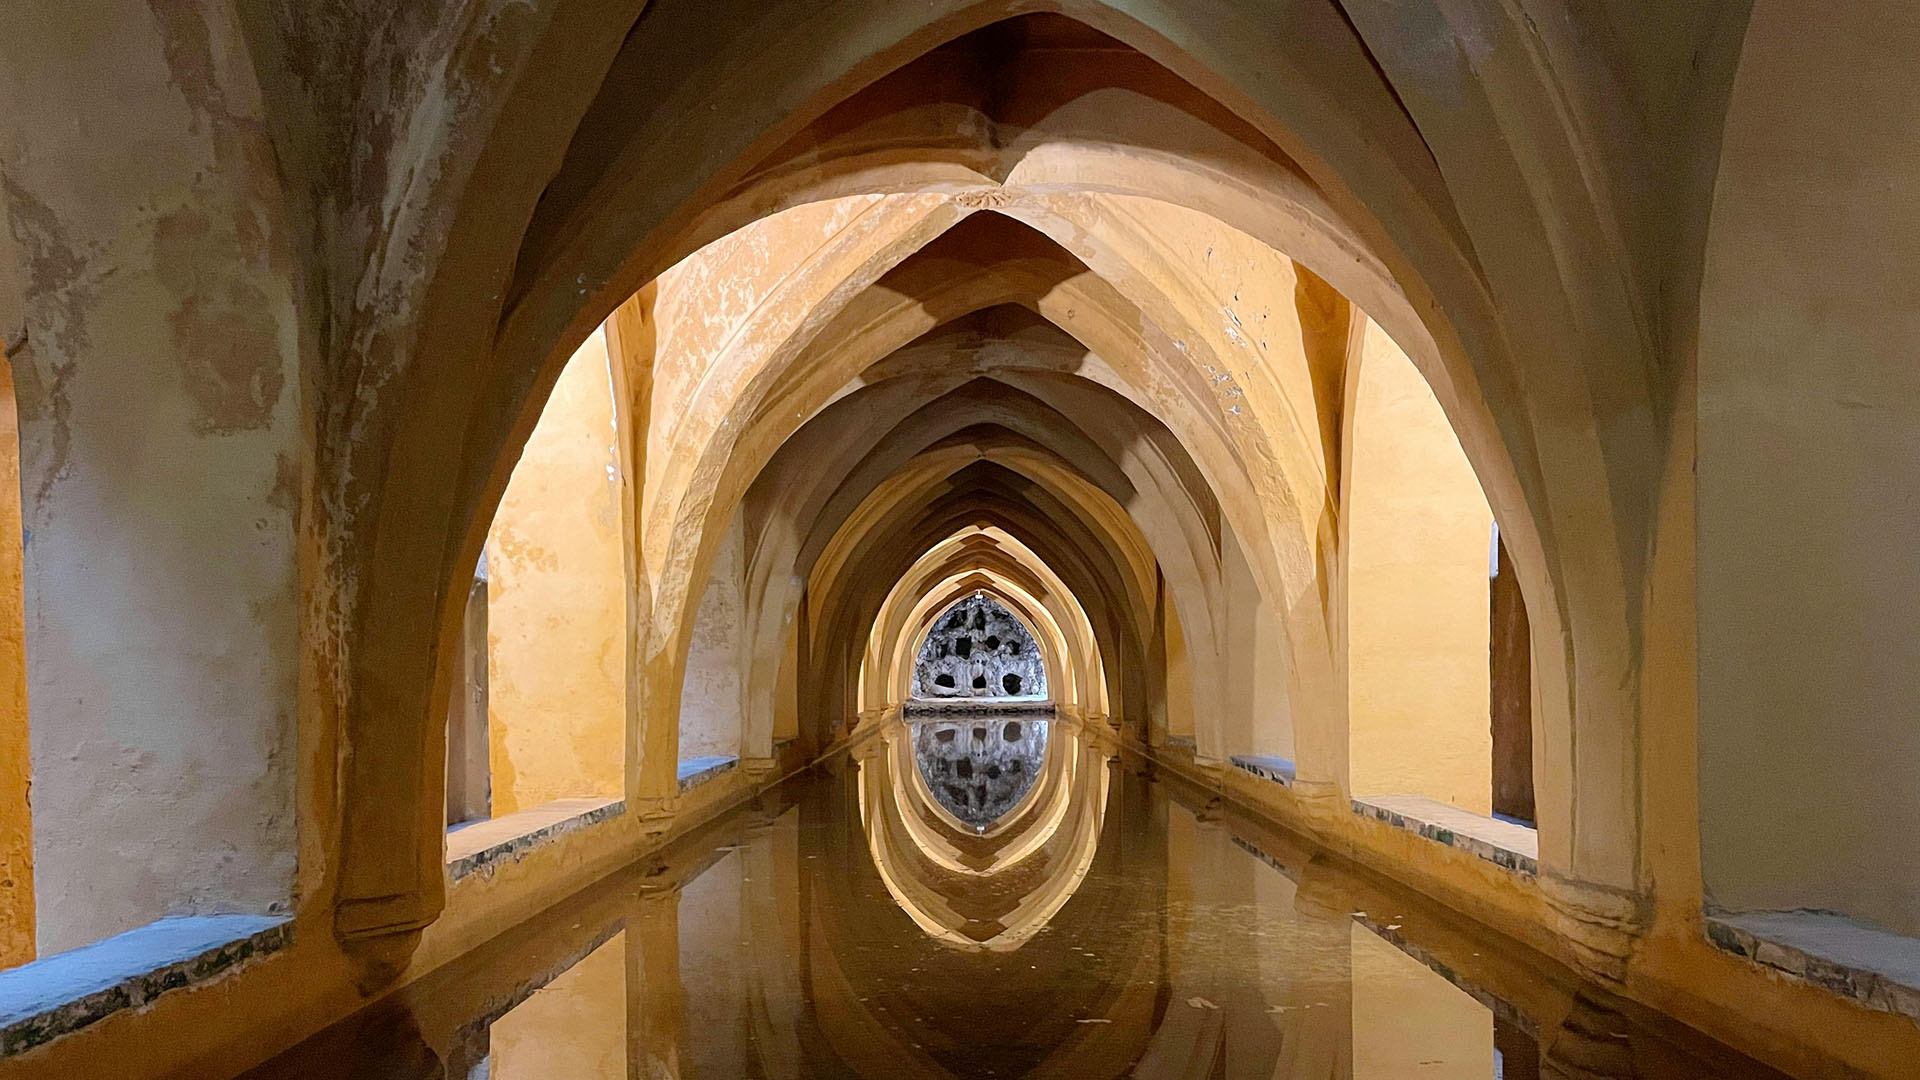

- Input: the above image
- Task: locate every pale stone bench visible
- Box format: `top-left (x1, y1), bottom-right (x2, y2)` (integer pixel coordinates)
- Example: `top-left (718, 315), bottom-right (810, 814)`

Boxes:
top-left (1707, 909), bottom-right (1920, 1023)
top-left (0, 914), bottom-right (290, 1056)
top-left (1352, 793), bottom-right (1538, 875)
top-left (676, 755), bottom-right (737, 793)
top-left (1229, 754), bottom-right (1296, 787)
top-left (446, 797), bottom-right (624, 882)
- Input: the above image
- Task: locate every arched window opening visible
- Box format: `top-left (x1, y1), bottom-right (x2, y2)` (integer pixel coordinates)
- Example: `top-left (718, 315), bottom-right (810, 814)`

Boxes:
top-left (448, 328), bottom-right (628, 835)
top-left (444, 554), bottom-right (490, 827)
top-left (910, 594), bottom-right (1047, 702)
top-left (1347, 319), bottom-right (1535, 829)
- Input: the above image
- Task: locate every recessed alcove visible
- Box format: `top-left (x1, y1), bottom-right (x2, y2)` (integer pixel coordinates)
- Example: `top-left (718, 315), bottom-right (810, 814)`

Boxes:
top-left (444, 328), bottom-right (629, 867)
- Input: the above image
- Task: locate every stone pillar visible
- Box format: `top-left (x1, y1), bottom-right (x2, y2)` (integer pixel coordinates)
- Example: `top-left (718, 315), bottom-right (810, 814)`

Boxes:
top-left (634, 652), bottom-right (684, 820)
top-left (445, 565), bottom-right (490, 826)
top-left (606, 291), bottom-right (676, 820)
top-left (0, 361), bottom-right (29, 967)
top-left (1489, 536), bottom-right (1534, 824)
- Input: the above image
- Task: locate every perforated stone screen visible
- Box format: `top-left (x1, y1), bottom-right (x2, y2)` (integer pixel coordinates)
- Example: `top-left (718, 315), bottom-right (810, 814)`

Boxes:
top-left (910, 593), bottom-right (1048, 700)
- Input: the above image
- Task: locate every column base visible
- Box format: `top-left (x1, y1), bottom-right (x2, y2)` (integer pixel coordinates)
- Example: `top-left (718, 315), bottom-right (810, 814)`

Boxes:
top-left (1541, 870), bottom-right (1647, 983)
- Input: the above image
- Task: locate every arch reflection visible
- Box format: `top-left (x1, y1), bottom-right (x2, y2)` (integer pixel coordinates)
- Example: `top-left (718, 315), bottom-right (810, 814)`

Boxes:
top-left (248, 731), bottom-right (1786, 1080)
top-left (911, 717), bottom-right (1049, 830)
top-left (862, 714), bottom-right (1108, 951)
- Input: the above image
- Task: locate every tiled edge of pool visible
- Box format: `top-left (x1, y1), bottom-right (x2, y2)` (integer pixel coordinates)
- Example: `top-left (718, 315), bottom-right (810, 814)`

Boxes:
top-left (1707, 909), bottom-right (1920, 1024)
top-left (1352, 793), bottom-right (1538, 876)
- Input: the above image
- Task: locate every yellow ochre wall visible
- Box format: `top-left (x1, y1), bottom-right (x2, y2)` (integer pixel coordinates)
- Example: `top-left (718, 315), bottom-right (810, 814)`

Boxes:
top-left (486, 329), bottom-right (628, 815)
top-left (1346, 321), bottom-right (1494, 814)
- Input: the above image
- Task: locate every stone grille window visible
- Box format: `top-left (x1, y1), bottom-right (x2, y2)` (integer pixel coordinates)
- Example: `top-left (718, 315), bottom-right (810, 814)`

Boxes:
top-left (911, 593), bottom-right (1048, 700)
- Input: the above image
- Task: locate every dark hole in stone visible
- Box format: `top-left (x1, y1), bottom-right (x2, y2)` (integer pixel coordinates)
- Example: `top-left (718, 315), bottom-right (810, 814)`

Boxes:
top-left (938, 641), bottom-right (949, 658)
top-left (1008, 759), bottom-right (1022, 771)
top-left (973, 726), bottom-right (987, 741)
top-left (955, 637), bottom-right (973, 658)
top-left (985, 635), bottom-right (1001, 650)
top-left (1006, 640), bottom-right (1019, 655)
top-left (1003, 673), bottom-right (1023, 695)
top-left (955, 759), bottom-right (973, 779)
top-left (1004, 722), bottom-right (1021, 740)
top-left (934, 673), bottom-right (956, 688)
top-left (973, 610), bottom-right (987, 631)
top-left (986, 765), bottom-right (1001, 780)
top-left (972, 675), bottom-right (988, 689)
top-left (935, 728), bottom-right (955, 743)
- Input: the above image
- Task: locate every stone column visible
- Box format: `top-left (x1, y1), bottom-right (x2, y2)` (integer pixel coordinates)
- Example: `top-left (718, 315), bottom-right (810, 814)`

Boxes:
top-left (445, 566), bottom-right (490, 826)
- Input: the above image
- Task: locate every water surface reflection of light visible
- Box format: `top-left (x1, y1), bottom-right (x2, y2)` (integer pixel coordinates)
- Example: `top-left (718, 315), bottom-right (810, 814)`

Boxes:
top-left (246, 717), bottom-right (1792, 1080)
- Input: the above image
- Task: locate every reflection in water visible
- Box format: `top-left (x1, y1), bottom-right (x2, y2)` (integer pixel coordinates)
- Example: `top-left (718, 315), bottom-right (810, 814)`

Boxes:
top-left (249, 716), bottom-right (1787, 1080)
top-left (911, 717), bottom-right (1048, 829)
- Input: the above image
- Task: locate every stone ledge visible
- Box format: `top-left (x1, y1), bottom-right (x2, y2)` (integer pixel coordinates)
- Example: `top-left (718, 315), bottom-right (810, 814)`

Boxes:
top-left (1352, 793), bottom-right (1538, 875)
top-left (902, 699), bottom-right (1055, 718)
top-left (1229, 754), bottom-right (1295, 787)
top-left (1707, 909), bottom-right (1920, 1023)
top-left (676, 755), bottom-right (737, 792)
top-left (446, 797), bottom-right (624, 881)
top-left (0, 914), bottom-right (291, 1057)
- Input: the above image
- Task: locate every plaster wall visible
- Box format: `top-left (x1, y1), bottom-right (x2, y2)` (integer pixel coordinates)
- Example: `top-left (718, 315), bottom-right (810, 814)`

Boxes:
top-left (680, 508), bottom-right (745, 761)
top-left (486, 330), bottom-right (626, 815)
top-left (488, 931), bottom-right (627, 1079)
top-left (1346, 322), bottom-right (1493, 814)
top-left (1697, 0), bottom-right (1920, 933)
top-left (2, 1), bottom-right (299, 952)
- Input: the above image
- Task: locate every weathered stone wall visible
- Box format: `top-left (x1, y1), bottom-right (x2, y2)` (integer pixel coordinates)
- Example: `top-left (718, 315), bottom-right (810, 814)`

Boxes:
top-left (2, 0), bottom-right (300, 952)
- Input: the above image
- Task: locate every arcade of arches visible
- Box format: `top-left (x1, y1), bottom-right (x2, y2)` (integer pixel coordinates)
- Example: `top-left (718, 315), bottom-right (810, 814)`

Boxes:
top-left (0, 3), bottom-right (1916, 1077)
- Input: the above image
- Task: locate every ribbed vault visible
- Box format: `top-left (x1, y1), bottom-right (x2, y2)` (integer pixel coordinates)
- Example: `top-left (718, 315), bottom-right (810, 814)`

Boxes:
top-left (313, 7), bottom-right (1645, 998)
